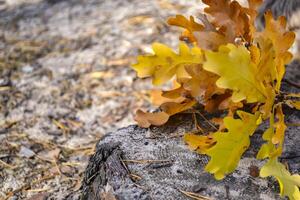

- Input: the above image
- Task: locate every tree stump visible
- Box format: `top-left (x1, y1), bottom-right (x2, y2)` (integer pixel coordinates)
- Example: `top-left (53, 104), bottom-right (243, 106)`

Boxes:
top-left (81, 63), bottom-right (300, 200)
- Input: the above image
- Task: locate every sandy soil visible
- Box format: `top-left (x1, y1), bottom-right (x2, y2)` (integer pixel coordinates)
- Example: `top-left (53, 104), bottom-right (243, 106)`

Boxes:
top-left (0, 0), bottom-right (203, 199)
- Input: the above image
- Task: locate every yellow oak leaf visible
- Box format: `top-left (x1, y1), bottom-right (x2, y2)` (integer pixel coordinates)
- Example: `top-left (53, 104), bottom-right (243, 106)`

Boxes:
top-left (252, 38), bottom-right (277, 83)
top-left (259, 85), bottom-right (276, 119)
top-left (184, 133), bottom-right (215, 154)
top-left (257, 105), bottom-right (286, 160)
top-left (204, 111), bottom-right (260, 180)
top-left (203, 44), bottom-right (266, 103)
top-left (256, 128), bottom-right (282, 160)
top-left (132, 42), bottom-right (203, 85)
top-left (260, 158), bottom-right (300, 200)
top-left (249, 39), bottom-right (278, 119)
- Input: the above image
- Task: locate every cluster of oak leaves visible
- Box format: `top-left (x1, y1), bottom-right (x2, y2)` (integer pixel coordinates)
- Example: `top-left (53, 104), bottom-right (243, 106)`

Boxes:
top-left (131, 0), bottom-right (300, 199)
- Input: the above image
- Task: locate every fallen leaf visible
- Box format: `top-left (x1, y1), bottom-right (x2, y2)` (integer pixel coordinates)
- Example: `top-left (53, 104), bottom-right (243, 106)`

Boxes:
top-left (134, 109), bottom-right (169, 128)
top-left (184, 133), bottom-right (215, 153)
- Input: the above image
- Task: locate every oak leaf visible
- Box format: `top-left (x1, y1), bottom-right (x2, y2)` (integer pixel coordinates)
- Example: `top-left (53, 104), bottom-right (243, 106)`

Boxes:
top-left (184, 133), bottom-right (215, 154)
top-left (182, 64), bottom-right (222, 100)
top-left (160, 99), bottom-right (197, 116)
top-left (134, 109), bottom-right (169, 128)
top-left (132, 42), bottom-right (202, 85)
top-left (168, 14), bottom-right (233, 50)
top-left (203, 44), bottom-right (266, 103)
top-left (257, 105), bottom-right (286, 160)
top-left (167, 15), bottom-right (203, 43)
top-left (271, 105), bottom-right (286, 145)
top-left (202, 0), bottom-right (252, 41)
top-left (257, 11), bottom-right (295, 90)
top-left (204, 111), bottom-right (260, 179)
top-left (194, 14), bottom-right (234, 50)
top-left (260, 158), bottom-right (300, 200)
top-left (150, 89), bottom-right (185, 106)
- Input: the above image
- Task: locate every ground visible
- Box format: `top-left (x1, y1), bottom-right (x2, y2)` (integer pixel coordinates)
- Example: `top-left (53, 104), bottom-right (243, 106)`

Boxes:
top-left (0, 0), bottom-right (205, 199)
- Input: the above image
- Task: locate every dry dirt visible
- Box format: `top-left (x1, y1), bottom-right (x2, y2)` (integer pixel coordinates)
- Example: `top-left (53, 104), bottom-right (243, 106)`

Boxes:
top-left (0, 0), bottom-right (205, 199)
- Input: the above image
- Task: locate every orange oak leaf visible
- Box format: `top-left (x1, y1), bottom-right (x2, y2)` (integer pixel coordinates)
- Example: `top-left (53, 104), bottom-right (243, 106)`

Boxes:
top-left (271, 105), bottom-right (287, 145)
top-left (257, 11), bottom-right (295, 90)
top-left (134, 109), bottom-right (169, 128)
top-left (150, 89), bottom-right (184, 106)
top-left (184, 133), bottom-right (216, 154)
top-left (167, 15), bottom-right (203, 43)
top-left (203, 0), bottom-right (250, 41)
top-left (182, 64), bottom-right (223, 100)
top-left (160, 99), bottom-right (197, 116)
top-left (168, 14), bottom-right (233, 50)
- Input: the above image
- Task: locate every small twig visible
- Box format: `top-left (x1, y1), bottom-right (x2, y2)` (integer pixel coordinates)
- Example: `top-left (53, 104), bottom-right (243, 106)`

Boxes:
top-left (53, 158), bottom-right (62, 176)
top-left (0, 159), bottom-right (16, 169)
top-left (194, 110), bottom-right (218, 131)
top-left (178, 189), bottom-right (211, 200)
top-left (285, 123), bottom-right (300, 127)
top-left (133, 182), bottom-right (148, 190)
top-left (26, 188), bottom-right (49, 193)
top-left (122, 159), bottom-right (171, 164)
top-left (282, 92), bottom-right (300, 98)
top-left (61, 161), bottom-right (82, 166)
top-left (130, 173), bottom-right (142, 181)
top-left (0, 86), bottom-right (11, 91)
top-left (5, 174), bottom-right (56, 200)
top-left (281, 155), bottom-right (300, 159)
top-left (119, 155), bottom-right (130, 174)
top-left (193, 112), bottom-right (204, 133)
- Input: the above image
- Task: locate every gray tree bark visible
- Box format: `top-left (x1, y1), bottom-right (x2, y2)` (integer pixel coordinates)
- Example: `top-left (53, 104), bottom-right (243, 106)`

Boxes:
top-left (80, 62), bottom-right (300, 200)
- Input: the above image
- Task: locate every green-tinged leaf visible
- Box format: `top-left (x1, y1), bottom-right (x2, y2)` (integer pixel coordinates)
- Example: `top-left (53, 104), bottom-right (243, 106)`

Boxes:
top-left (204, 111), bottom-right (260, 180)
top-left (132, 42), bottom-right (203, 85)
top-left (260, 158), bottom-right (300, 200)
top-left (203, 44), bottom-right (266, 103)
top-left (257, 105), bottom-right (286, 159)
